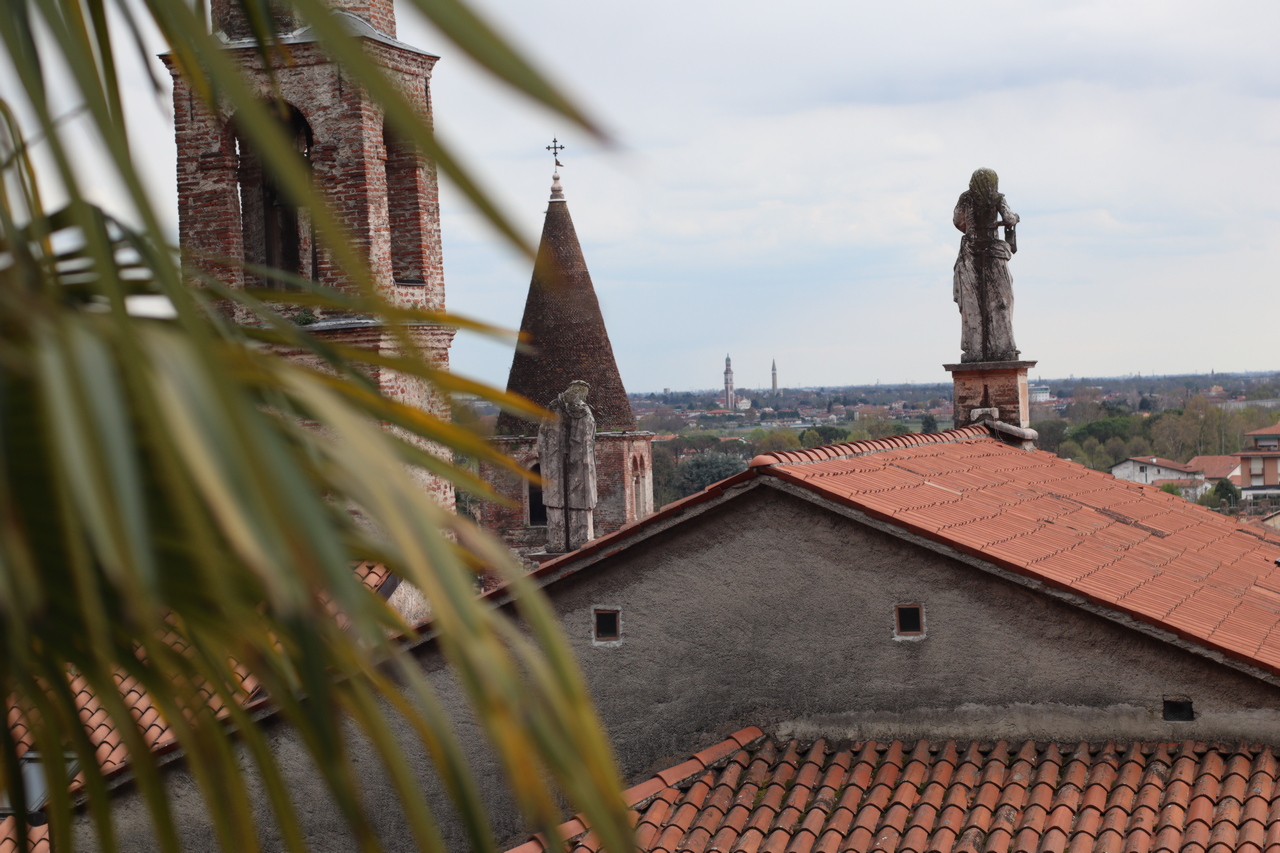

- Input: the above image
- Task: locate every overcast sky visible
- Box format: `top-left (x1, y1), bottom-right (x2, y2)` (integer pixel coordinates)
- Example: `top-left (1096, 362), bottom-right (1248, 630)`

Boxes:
top-left (54, 0), bottom-right (1280, 393)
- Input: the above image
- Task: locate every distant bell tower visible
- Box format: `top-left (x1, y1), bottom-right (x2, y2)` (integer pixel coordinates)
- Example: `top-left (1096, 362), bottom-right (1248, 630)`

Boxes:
top-left (724, 354), bottom-right (735, 410)
top-left (772, 359), bottom-right (778, 395)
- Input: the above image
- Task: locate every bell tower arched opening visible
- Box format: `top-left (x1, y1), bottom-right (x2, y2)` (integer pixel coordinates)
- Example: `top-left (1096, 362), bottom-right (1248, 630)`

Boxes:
top-left (235, 103), bottom-right (315, 289)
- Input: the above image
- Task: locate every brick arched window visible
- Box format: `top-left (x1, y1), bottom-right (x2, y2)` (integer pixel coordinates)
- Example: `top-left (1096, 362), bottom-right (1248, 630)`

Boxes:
top-left (382, 127), bottom-right (427, 288)
top-left (235, 103), bottom-right (314, 288)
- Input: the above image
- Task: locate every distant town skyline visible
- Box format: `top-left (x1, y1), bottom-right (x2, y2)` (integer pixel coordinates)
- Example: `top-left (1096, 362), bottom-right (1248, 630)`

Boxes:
top-left (630, 367), bottom-right (1280, 398)
top-left (420, 0), bottom-right (1280, 394)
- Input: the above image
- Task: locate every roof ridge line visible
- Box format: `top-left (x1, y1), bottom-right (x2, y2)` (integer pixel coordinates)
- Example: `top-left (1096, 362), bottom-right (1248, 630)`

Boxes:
top-left (749, 425), bottom-right (992, 468)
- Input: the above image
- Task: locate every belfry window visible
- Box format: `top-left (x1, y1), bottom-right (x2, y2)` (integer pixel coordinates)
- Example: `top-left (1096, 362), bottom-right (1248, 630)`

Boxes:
top-left (236, 103), bottom-right (314, 288)
top-left (632, 456), bottom-right (645, 519)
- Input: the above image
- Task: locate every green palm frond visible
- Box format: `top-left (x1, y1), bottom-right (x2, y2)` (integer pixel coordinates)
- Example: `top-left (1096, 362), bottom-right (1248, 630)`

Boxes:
top-left (0, 1), bottom-right (630, 852)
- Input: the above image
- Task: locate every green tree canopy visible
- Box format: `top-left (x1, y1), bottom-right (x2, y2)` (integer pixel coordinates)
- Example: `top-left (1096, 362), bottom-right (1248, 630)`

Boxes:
top-left (1031, 420), bottom-right (1068, 453)
top-left (800, 426), bottom-right (850, 448)
top-left (639, 407), bottom-right (686, 433)
top-left (754, 430), bottom-right (801, 454)
top-left (672, 453), bottom-right (748, 498)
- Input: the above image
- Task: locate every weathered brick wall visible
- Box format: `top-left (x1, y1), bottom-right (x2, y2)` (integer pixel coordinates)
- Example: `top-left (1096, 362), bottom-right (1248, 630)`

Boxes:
top-left (274, 324), bottom-right (457, 511)
top-left (166, 13), bottom-right (452, 508)
top-left (593, 433), bottom-right (654, 534)
top-left (211, 0), bottom-right (396, 38)
top-left (168, 80), bottom-right (245, 291)
top-left (473, 437), bottom-right (539, 540)
top-left (164, 39), bottom-right (443, 323)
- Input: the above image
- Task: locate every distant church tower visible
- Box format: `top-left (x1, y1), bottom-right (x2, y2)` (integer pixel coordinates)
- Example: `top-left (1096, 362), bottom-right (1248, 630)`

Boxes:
top-left (724, 355), bottom-right (735, 410)
top-left (772, 359), bottom-right (778, 395)
top-left (163, 0), bottom-right (454, 508)
top-left (474, 167), bottom-right (654, 566)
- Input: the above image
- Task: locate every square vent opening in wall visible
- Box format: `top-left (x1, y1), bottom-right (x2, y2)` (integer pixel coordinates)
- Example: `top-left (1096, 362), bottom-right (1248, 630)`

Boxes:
top-left (593, 609), bottom-right (620, 642)
top-left (895, 605), bottom-right (924, 638)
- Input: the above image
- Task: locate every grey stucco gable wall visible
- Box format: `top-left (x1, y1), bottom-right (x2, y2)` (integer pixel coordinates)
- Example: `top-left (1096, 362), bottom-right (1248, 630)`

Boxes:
top-left (79, 481), bottom-right (1280, 852)
top-left (549, 483), bottom-right (1280, 779)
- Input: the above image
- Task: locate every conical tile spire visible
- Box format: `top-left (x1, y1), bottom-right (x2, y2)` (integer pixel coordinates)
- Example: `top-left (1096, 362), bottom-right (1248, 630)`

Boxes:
top-left (495, 173), bottom-right (636, 435)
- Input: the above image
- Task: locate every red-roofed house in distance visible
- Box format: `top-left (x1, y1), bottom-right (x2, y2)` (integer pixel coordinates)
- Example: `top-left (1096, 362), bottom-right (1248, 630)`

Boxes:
top-left (1113, 456), bottom-right (1242, 502)
top-left (1237, 423), bottom-right (1280, 500)
top-left (1187, 455), bottom-right (1243, 489)
top-left (1111, 455), bottom-right (1200, 485)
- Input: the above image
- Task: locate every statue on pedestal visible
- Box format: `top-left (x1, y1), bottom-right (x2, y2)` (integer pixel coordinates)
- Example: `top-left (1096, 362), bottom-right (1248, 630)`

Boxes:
top-left (537, 380), bottom-right (598, 553)
top-left (953, 168), bottom-right (1020, 363)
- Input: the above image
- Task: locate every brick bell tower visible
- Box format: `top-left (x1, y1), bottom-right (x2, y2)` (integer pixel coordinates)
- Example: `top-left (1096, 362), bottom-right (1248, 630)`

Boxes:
top-left (473, 167), bottom-right (655, 568)
top-left (164, 0), bottom-right (455, 509)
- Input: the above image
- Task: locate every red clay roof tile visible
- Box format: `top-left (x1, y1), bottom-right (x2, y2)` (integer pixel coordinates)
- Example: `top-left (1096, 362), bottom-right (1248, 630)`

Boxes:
top-left (508, 735), bottom-right (1280, 853)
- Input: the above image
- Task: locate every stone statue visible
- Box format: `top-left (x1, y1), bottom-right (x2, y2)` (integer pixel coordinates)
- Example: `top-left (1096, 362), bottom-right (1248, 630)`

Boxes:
top-left (953, 168), bottom-right (1020, 363)
top-left (537, 380), bottom-right (598, 553)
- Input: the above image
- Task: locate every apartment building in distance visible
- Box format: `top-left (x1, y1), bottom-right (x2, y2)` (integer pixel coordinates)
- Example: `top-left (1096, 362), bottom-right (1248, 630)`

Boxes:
top-left (1238, 422), bottom-right (1280, 499)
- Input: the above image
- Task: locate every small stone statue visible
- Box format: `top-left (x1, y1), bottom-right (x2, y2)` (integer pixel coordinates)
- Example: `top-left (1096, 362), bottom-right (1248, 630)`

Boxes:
top-left (953, 168), bottom-right (1020, 363)
top-left (537, 380), bottom-right (598, 553)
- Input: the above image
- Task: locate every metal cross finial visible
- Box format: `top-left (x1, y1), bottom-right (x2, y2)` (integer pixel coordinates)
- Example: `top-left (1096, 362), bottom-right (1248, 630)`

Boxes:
top-left (546, 137), bottom-right (565, 167)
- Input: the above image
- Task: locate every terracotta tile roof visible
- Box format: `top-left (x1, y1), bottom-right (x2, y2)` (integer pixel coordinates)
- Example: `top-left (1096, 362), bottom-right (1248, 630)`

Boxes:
top-left (505, 733), bottom-right (1280, 853)
top-left (1187, 457), bottom-right (1241, 481)
top-left (0, 561), bottom-right (393, 843)
top-left (750, 430), bottom-right (1280, 676)
top-left (1120, 457), bottom-right (1197, 474)
top-left (495, 185), bottom-right (636, 435)
top-left (1245, 423), bottom-right (1280, 437)
top-left (353, 560), bottom-right (395, 593)
top-left (0, 819), bottom-right (47, 853)
top-left (1150, 478), bottom-right (1202, 489)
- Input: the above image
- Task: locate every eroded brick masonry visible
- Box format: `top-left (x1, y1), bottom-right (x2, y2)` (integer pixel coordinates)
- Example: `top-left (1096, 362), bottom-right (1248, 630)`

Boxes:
top-left (166, 0), bottom-right (454, 509)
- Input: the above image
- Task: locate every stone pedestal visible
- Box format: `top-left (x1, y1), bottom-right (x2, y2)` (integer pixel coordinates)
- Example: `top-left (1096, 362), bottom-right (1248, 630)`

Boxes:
top-left (944, 360), bottom-right (1037, 429)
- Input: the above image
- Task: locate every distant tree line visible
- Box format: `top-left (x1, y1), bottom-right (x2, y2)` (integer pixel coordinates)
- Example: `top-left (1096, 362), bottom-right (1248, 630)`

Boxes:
top-left (1035, 396), bottom-right (1276, 473)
